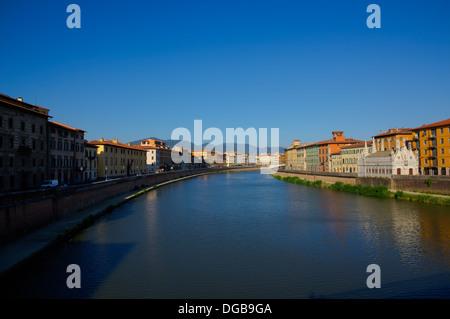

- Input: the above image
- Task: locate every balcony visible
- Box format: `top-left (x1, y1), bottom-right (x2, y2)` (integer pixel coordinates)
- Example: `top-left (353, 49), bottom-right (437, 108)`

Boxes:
top-left (413, 133), bottom-right (419, 140)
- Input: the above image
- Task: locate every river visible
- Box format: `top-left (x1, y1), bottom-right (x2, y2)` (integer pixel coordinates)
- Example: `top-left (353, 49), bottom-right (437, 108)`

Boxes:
top-left (2, 171), bottom-right (450, 298)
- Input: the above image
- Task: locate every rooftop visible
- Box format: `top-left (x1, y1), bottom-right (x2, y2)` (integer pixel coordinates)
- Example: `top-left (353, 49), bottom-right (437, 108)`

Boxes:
top-left (413, 118), bottom-right (450, 130)
top-left (49, 121), bottom-right (86, 133)
top-left (0, 93), bottom-right (51, 118)
top-left (372, 128), bottom-right (413, 138)
top-left (90, 138), bottom-right (147, 151)
top-left (341, 141), bottom-right (373, 149)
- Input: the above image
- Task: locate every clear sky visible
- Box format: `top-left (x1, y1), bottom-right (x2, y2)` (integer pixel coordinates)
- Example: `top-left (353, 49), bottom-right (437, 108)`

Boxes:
top-left (1, 0), bottom-right (449, 147)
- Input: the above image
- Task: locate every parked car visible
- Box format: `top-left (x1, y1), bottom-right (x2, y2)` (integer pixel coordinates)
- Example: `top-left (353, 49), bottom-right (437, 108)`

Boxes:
top-left (41, 180), bottom-right (59, 188)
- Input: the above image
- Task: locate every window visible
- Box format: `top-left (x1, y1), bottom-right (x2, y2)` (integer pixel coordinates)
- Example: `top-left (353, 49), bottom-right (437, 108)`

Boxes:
top-left (8, 118), bottom-right (13, 129)
top-left (40, 126), bottom-right (43, 134)
top-left (424, 140), bottom-right (427, 146)
top-left (440, 128), bottom-right (444, 134)
top-left (442, 159), bottom-right (445, 165)
top-left (21, 121), bottom-right (25, 131)
top-left (441, 138), bottom-right (444, 144)
top-left (441, 148), bottom-right (445, 154)
top-left (425, 159), bottom-right (428, 164)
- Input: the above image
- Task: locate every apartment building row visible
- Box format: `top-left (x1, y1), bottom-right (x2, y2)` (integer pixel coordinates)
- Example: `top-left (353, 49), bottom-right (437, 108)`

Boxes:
top-left (285, 119), bottom-right (450, 177)
top-left (0, 94), bottom-right (178, 193)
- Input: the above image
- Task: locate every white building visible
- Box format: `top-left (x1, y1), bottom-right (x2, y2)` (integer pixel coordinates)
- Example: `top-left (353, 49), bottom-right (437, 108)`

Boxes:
top-left (357, 138), bottom-right (419, 177)
top-left (139, 146), bottom-right (160, 173)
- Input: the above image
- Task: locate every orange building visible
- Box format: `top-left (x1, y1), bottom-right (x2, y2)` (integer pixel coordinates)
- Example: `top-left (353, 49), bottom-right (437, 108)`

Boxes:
top-left (412, 118), bottom-right (450, 176)
top-left (315, 131), bottom-right (363, 172)
top-left (372, 128), bottom-right (414, 152)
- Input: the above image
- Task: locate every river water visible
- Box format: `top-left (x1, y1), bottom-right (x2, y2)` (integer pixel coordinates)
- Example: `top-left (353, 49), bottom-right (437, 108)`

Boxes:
top-left (2, 171), bottom-right (450, 298)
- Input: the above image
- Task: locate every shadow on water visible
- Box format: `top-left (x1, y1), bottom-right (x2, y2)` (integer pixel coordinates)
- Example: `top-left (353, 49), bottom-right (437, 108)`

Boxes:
top-left (0, 241), bottom-right (135, 299)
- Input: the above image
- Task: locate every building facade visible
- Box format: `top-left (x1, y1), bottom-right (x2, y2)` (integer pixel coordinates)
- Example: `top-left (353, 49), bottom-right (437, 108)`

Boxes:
top-left (316, 131), bottom-right (363, 172)
top-left (285, 140), bottom-right (300, 170)
top-left (373, 128), bottom-right (414, 152)
top-left (48, 121), bottom-right (86, 185)
top-left (357, 140), bottom-right (419, 177)
top-left (140, 139), bottom-right (172, 171)
top-left (341, 141), bottom-right (373, 173)
top-left (330, 151), bottom-right (342, 173)
top-left (84, 141), bottom-right (98, 182)
top-left (0, 94), bottom-right (50, 192)
top-left (412, 119), bottom-right (450, 176)
top-left (305, 144), bottom-right (319, 171)
top-left (90, 138), bottom-right (147, 179)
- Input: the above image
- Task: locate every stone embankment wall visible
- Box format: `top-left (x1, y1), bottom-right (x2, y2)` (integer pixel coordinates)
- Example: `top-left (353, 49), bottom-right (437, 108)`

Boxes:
top-left (276, 170), bottom-right (357, 185)
top-left (276, 169), bottom-right (450, 195)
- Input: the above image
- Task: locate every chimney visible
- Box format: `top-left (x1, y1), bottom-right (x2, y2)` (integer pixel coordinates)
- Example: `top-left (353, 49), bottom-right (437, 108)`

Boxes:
top-left (113, 139), bottom-right (118, 144)
top-left (17, 97), bottom-right (23, 101)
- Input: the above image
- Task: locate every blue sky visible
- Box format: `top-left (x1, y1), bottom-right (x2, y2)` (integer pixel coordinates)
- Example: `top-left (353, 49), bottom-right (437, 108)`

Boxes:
top-left (1, 0), bottom-right (449, 147)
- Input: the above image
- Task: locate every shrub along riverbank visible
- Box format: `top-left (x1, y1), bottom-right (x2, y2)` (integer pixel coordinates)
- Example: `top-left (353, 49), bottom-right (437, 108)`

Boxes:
top-left (271, 175), bottom-right (450, 206)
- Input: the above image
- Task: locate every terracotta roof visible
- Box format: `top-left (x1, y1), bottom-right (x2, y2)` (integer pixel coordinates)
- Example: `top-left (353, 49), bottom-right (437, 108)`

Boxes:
top-left (413, 118), bottom-right (450, 130)
top-left (90, 138), bottom-right (147, 151)
top-left (0, 93), bottom-right (51, 118)
top-left (372, 128), bottom-right (413, 138)
top-left (50, 121), bottom-right (86, 132)
top-left (315, 138), bottom-right (362, 146)
top-left (84, 140), bottom-right (98, 148)
top-left (341, 141), bottom-right (373, 149)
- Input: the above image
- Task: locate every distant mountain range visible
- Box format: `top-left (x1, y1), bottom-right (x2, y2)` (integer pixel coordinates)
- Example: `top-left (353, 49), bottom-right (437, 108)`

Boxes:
top-left (129, 137), bottom-right (287, 154)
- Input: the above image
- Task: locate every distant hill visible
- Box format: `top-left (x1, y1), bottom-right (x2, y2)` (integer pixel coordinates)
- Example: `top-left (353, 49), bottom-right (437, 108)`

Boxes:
top-left (129, 137), bottom-right (286, 154)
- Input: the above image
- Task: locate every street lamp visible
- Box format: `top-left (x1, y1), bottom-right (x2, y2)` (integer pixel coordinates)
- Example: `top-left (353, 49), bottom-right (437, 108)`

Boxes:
top-left (80, 166), bottom-right (84, 183)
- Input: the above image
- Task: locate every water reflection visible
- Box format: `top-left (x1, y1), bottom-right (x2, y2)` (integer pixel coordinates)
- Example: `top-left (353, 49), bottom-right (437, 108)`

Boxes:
top-left (1, 171), bottom-right (450, 298)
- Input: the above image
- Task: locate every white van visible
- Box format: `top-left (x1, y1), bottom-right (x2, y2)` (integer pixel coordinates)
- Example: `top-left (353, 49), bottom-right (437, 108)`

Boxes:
top-left (41, 180), bottom-right (59, 188)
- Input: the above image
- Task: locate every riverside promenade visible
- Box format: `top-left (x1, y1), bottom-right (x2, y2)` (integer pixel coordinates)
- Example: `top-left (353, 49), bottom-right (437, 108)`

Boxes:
top-left (0, 167), bottom-right (258, 278)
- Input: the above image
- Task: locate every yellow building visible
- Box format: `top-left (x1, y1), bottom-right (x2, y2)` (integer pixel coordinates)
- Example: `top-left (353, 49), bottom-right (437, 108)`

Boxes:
top-left (341, 141), bottom-right (372, 173)
top-left (90, 138), bottom-right (147, 179)
top-left (372, 128), bottom-right (414, 152)
top-left (413, 118), bottom-right (450, 176)
top-left (330, 150), bottom-right (342, 172)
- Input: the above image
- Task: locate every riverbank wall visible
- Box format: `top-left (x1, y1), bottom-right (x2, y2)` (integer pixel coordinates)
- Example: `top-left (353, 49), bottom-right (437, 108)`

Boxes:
top-left (278, 169), bottom-right (450, 195)
top-left (276, 170), bottom-right (357, 185)
top-left (0, 167), bottom-right (258, 246)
